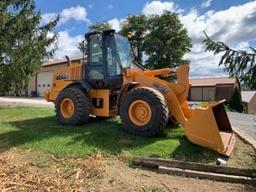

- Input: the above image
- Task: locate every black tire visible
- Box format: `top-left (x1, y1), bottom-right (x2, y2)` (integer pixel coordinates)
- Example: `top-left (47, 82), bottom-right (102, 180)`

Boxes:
top-left (167, 116), bottom-right (179, 128)
top-left (55, 87), bottom-right (91, 125)
top-left (119, 87), bottom-right (169, 136)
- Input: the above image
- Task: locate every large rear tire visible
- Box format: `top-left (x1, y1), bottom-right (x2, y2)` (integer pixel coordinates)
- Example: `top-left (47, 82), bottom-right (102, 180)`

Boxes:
top-left (119, 87), bottom-right (169, 136)
top-left (55, 87), bottom-right (91, 125)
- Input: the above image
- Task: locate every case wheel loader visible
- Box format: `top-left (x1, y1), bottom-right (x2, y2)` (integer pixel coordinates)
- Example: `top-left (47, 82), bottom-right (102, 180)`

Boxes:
top-left (44, 29), bottom-right (235, 156)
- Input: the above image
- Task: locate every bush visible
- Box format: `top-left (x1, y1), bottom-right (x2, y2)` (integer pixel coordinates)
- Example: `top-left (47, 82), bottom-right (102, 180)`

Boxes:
top-left (228, 87), bottom-right (243, 112)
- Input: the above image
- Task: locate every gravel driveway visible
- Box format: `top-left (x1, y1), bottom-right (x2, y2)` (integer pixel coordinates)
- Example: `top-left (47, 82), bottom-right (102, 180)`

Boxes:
top-left (0, 96), bottom-right (54, 108)
top-left (227, 112), bottom-right (256, 141)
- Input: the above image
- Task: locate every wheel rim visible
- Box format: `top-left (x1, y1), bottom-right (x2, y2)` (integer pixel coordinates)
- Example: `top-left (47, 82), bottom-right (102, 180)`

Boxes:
top-left (60, 98), bottom-right (75, 118)
top-left (128, 100), bottom-right (152, 126)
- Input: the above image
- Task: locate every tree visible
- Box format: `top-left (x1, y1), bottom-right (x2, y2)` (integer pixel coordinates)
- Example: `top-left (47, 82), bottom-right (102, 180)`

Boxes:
top-left (78, 40), bottom-right (87, 55)
top-left (89, 22), bottom-right (111, 31)
top-left (119, 15), bottom-right (148, 65)
top-left (121, 12), bottom-right (192, 69)
top-left (228, 87), bottom-right (244, 112)
top-left (143, 12), bottom-right (192, 69)
top-left (203, 32), bottom-right (256, 89)
top-left (0, 0), bottom-right (58, 95)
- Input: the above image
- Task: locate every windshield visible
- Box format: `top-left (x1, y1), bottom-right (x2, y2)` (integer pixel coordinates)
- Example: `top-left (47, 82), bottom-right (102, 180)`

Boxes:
top-left (115, 34), bottom-right (132, 68)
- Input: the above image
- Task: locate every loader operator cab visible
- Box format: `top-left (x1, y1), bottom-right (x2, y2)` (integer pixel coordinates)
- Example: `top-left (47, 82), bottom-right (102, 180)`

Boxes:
top-left (83, 30), bottom-right (133, 89)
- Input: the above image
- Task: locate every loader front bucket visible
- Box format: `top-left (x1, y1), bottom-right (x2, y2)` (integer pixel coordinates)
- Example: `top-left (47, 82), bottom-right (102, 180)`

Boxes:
top-left (184, 100), bottom-right (235, 156)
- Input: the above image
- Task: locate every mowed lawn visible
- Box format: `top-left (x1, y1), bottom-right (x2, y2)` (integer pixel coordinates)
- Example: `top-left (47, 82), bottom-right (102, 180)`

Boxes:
top-left (0, 107), bottom-right (217, 162)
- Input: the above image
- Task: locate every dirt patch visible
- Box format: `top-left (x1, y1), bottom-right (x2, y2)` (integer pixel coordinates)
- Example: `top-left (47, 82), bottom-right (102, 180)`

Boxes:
top-left (0, 148), bottom-right (255, 192)
top-left (97, 159), bottom-right (255, 192)
top-left (227, 135), bottom-right (256, 168)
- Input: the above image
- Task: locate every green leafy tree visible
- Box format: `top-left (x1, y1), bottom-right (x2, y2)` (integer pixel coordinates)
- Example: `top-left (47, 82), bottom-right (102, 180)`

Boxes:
top-left (121, 12), bottom-right (192, 68)
top-left (228, 87), bottom-right (244, 112)
top-left (0, 0), bottom-right (58, 95)
top-left (89, 21), bottom-right (111, 31)
top-left (203, 32), bottom-right (256, 90)
top-left (78, 40), bottom-right (87, 55)
top-left (143, 12), bottom-right (192, 69)
top-left (119, 15), bottom-right (148, 65)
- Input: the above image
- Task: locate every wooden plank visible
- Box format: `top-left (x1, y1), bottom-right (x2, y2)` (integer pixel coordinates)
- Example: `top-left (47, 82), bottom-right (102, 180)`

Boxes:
top-left (158, 166), bottom-right (256, 185)
top-left (133, 157), bottom-right (256, 178)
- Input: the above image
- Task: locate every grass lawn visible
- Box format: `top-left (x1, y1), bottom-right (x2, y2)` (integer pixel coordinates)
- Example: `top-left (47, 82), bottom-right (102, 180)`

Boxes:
top-left (0, 107), bottom-right (222, 163)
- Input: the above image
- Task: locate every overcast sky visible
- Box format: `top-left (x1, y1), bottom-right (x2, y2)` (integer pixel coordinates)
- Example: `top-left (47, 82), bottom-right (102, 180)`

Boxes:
top-left (36, 0), bottom-right (256, 77)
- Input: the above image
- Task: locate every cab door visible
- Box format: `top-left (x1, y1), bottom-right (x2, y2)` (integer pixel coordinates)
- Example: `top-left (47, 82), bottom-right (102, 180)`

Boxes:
top-left (87, 34), bottom-right (105, 82)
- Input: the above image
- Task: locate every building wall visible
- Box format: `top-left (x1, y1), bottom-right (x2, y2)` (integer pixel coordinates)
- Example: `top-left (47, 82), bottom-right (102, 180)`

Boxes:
top-left (243, 102), bottom-right (248, 113)
top-left (190, 86), bottom-right (216, 101)
top-left (189, 83), bottom-right (238, 102)
top-left (27, 76), bottom-right (36, 96)
top-left (27, 59), bottom-right (82, 96)
top-left (248, 95), bottom-right (256, 113)
top-left (41, 60), bottom-right (81, 72)
top-left (41, 63), bottom-right (67, 72)
top-left (215, 84), bottom-right (235, 102)
top-left (190, 87), bottom-right (203, 101)
top-left (202, 87), bottom-right (215, 101)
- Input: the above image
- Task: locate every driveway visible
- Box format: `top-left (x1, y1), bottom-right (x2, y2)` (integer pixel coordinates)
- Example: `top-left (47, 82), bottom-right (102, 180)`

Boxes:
top-left (227, 112), bottom-right (256, 141)
top-left (0, 96), bottom-right (54, 108)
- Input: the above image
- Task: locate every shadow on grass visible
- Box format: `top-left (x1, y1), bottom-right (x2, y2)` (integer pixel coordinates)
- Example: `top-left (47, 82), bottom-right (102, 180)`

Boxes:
top-left (0, 115), bottom-right (218, 162)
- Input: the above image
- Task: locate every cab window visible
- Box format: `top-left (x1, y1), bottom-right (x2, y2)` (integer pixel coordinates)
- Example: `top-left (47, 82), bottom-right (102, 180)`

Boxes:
top-left (89, 35), bottom-right (103, 65)
top-left (105, 34), bottom-right (121, 77)
top-left (88, 34), bottom-right (104, 79)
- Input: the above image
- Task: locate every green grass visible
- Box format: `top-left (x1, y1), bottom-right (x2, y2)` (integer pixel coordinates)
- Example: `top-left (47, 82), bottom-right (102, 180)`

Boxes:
top-left (0, 107), bottom-right (217, 162)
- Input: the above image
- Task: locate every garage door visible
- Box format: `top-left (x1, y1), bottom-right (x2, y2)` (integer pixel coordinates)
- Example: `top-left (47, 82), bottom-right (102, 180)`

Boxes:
top-left (37, 71), bottom-right (54, 96)
top-left (190, 87), bottom-right (203, 101)
top-left (202, 87), bottom-right (215, 101)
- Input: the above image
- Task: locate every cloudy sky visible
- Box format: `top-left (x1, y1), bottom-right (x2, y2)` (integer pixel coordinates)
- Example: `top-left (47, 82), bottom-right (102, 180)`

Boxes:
top-left (36, 0), bottom-right (256, 77)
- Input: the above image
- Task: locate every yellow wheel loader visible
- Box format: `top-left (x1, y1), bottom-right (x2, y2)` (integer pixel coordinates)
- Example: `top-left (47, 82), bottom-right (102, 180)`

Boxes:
top-left (44, 30), bottom-right (235, 156)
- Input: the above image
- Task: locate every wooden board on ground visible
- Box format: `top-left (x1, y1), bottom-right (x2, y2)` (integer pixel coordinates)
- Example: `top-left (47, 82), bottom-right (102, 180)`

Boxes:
top-left (132, 157), bottom-right (256, 185)
top-left (158, 166), bottom-right (256, 185)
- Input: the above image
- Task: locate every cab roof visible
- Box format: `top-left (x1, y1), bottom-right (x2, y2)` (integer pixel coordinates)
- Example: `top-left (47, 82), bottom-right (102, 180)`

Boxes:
top-left (84, 29), bottom-right (116, 38)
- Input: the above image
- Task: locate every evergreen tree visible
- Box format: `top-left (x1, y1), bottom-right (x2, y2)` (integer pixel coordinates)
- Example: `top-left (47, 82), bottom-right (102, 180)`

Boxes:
top-left (203, 32), bottom-right (256, 90)
top-left (0, 0), bottom-right (58, 95)
top-left (228, 87), bottom-right (244, 112)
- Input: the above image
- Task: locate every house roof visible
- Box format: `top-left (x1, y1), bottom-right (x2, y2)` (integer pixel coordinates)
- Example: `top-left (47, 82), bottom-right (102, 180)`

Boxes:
top-left (42, 55), bottom-right (85, 67)
top-left (189, 77), bottom-right (236, 86)
top-left (241, 91), bottom-right (256, 103)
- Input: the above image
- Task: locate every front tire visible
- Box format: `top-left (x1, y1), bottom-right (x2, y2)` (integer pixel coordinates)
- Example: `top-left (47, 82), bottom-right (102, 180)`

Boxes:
top-left (119, 87), bottom-right (169, 136)
top-left (55, 87), bottom-right (91, 125)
